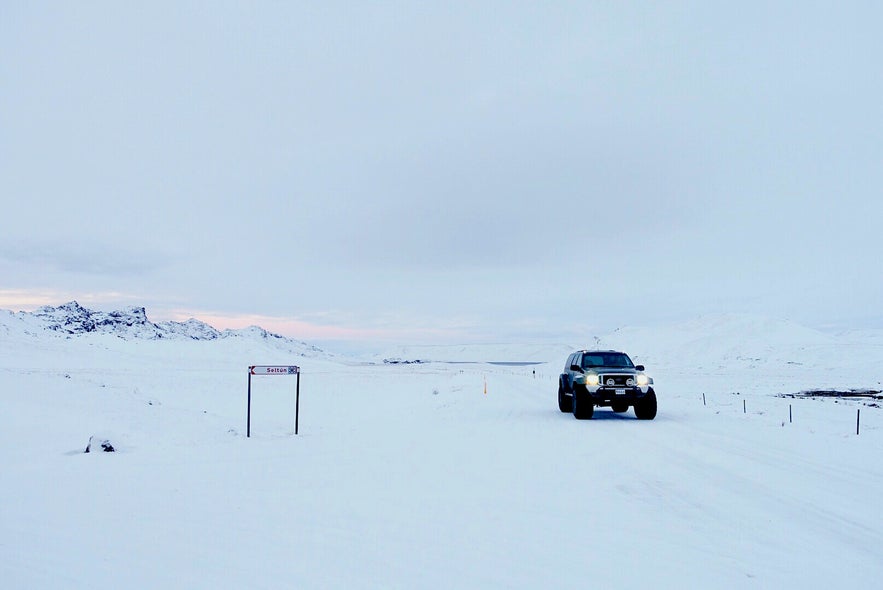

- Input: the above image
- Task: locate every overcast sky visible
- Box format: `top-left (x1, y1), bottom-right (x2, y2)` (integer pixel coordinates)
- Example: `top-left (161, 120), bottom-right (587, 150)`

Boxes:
top-left (2, 2), bottom-right (881, 346)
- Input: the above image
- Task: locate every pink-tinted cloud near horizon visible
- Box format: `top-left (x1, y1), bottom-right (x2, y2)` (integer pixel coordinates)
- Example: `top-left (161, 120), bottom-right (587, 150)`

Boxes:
top-left (162, 309), bottom-right (464, 342)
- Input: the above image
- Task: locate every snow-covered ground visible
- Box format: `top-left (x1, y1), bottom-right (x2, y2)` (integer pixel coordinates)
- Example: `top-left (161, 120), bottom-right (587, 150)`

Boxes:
top-left (1, 305), bottom-right (882, 588)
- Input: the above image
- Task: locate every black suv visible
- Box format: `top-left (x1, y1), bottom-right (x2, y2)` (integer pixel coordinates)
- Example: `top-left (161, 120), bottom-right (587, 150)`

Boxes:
top-left (558, 350), bottom-right (657, 420)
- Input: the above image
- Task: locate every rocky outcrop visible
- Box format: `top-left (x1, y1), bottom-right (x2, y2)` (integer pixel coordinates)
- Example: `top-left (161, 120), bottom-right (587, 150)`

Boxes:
top-left (13, 301), bottom-right (328, 357)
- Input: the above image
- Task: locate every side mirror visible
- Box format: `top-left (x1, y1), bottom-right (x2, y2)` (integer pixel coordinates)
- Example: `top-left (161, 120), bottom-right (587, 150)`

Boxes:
top-left (635, 365), bottom-right (645, 371)
top-left (570, 364), bottom-right (583, 372)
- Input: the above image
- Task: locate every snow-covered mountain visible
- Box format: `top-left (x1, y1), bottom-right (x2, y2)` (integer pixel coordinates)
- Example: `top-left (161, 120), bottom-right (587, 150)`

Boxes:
top-left (0, 301), bottom-right (328, 357)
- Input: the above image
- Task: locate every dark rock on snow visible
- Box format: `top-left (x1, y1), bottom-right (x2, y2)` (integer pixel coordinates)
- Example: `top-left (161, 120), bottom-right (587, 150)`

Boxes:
top-left (84, 436), bottom-right (115, 453)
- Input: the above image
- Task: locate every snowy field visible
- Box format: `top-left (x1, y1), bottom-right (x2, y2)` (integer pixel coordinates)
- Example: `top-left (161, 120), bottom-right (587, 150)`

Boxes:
top-left (2, 308), bottom-right (882, 589)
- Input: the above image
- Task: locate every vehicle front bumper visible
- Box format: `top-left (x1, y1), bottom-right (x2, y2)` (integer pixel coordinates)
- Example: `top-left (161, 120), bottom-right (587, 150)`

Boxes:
top-left (585, 385), bottom-right (651, 405)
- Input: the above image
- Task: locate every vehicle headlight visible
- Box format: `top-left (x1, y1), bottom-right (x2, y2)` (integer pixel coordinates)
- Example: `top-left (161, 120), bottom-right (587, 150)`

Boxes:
top-left (586, 373), bottom-right (600, 386)
top-left (636, 374), bottom-right (649, 386)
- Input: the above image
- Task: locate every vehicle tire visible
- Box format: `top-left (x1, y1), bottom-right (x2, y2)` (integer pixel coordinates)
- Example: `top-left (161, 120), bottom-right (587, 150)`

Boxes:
top-left (634, 388), bottom-right (657, 420)
top-left (611, 401), bottom-right (629, 413)
top-left (572, 386), bottom-right (594, 420)
top-left (558, 382), bottom-right (572, 413)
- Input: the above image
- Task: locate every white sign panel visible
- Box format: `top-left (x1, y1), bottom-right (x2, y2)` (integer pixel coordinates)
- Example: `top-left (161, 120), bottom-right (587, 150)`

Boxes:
top-left (249, 365), bottom-right (300, 375)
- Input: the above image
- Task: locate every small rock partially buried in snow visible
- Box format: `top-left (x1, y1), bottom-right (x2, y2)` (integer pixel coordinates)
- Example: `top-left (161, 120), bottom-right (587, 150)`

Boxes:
top-left (84, 436), bottom-right (115, 453)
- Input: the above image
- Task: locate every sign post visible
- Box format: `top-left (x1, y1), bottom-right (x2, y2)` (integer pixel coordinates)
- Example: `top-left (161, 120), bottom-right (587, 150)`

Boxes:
top-left (247, 365), bottom-right (301, 437)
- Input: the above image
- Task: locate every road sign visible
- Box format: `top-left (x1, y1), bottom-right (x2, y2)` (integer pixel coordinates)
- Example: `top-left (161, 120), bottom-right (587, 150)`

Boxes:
top-left (247, 365), bottom-right (302, 437)
top-left (249, 365), bottom-right (300, 375)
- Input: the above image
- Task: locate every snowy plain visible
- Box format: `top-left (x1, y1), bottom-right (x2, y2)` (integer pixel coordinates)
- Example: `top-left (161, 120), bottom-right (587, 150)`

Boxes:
top-left (1, 305), bottom-right (882, 589)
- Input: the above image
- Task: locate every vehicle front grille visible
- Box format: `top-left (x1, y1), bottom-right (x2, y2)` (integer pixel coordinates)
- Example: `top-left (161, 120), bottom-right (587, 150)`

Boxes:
top-left (600, 374), bottom-right (633, 387)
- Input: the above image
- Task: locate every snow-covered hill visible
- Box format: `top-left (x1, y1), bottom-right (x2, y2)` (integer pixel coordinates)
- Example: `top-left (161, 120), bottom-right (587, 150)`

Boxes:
top-left (1, 304), bottom-right (882, 588)
top-left (380, 314), bottom-right (882, 394)
top-left (597, 314), bottom-right (882, 395)
top-left (1, 301), bottom-right (328, 357)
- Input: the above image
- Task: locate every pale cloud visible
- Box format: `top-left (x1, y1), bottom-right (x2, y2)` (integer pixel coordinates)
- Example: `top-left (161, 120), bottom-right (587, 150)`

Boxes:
top-left (0, 239), bottom-right (171, 276)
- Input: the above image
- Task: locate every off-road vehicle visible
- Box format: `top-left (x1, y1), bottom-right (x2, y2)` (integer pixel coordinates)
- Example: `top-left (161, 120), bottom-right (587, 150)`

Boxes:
top-left (558, 350), bottom-right (657, 420)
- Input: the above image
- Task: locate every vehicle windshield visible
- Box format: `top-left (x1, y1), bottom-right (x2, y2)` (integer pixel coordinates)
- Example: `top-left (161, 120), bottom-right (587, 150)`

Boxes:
top-left (582, 353), bottom-right (634, 369)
